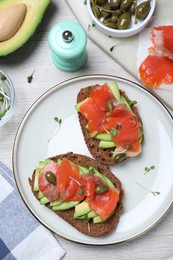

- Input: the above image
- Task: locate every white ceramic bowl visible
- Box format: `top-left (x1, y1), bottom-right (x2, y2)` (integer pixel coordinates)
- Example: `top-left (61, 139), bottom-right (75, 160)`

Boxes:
top-left (87, 0), bottom-right (156, 38)
top-left (0, 69), bottom-right (15, 127)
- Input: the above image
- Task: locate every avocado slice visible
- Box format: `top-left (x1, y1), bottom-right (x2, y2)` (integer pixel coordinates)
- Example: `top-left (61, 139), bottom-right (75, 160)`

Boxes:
top-left (0, 0), bottom-right (50, 56)
top-left (99, 140), bottom-right (116, 149)
top-left (95, 133), bottom-right (112, 141)
top-left (87, 210), bottom-right (98, 219)
top-left (52, 201), bottom-right (79, 211)
top-left (109, 81), bottom-right (121, 101)
top-left (40, 196), bottom-right (49, 205)
top-left (93, 215), bottom-right (103, 223)
top-left (74, 201), bottom-right (91, 218)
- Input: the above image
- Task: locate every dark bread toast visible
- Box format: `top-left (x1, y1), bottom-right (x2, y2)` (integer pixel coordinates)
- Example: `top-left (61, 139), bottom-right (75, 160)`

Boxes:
top-left (77, 85), bottom-right (143, 166)
top-left (29, 152), bottom-right (124, 237)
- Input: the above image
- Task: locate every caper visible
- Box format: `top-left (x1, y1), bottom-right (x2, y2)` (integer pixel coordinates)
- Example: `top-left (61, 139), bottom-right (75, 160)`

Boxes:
top-left (136, 0), bottom-right (151, 20)
top-left (109, 0), bottom-right (121, 10)
top-left (96, 0), bottom-right (107, 5)
top-left (92, 5), bottom-right (101, 19)
top-left (103, 17), bottom-right (111, 24)
top-left (101, 3), bottom-right (112, 18)
top-left (113, 153), bottom-right (127, 163)
top-left (105, 21), bottom-right (117, 29)
top-left (95, 184), bottom-right (109, 194)
top-left (129, 1), bottom-right (136, 14)
top-left (120, 0), bottom-right (133, 11)
top-left (111, 13), bottom-right (118, 23)
top-left (117, 12), bottom-right (131, 30)
top-left (45, 171), bottom-right (56, 185)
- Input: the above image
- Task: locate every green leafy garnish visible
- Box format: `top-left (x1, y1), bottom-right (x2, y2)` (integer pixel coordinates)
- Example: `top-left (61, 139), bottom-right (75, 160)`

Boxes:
top-left (129, 100), bottom-right (137, 106)
top-left (78, 189), bottom-right (84, 195)
top-left (116, 124), bottom-right (122, 130)
top-left (136, 182), bottom-right (160, 197)
top-left (144, 165), bottom-right (155, 175)
top-left (88, 23), bottom-right (95, 30)
top-left (54, 116), bottom-right (62, 125)
top-left (110, 45), bottom-right (116, 52)
top-left (109, 128), bottom-right (117, 136)
top-left (84, 0), bottom-right (87, 4)
top-left (27, 70), bottom-right (35, 83)
top-left (48, 116), bottom-right (62, 142)
top-left (126, 145), bottom-right (133, 150)
top-left (89, 168), bottom-right (95, 174)
top-left (1, 75), bottom-right (7, 81)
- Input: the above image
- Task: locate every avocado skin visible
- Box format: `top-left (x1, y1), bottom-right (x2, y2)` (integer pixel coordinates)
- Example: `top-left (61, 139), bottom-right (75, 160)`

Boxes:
top-left (0, 0), bottom-right (51, 56)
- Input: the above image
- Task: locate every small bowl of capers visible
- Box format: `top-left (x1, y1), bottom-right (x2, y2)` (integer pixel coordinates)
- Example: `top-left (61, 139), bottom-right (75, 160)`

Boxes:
top-left (87, 0), bottom-right (156, 38)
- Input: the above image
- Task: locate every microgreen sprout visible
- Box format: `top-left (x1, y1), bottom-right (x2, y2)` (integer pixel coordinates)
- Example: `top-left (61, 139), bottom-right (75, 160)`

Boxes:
top-left (109, 128), bottom-right (117, 136)
top-left (144, 165), bottom-right (155, 175)
top-left (116, 124), bottom-right (122, 130)
top-left (48, 116), bottom-right (62, 142)
top-left (69, 177), bottom-right (84, 195)
top-left (89, 168), bottom-right (95, 174)
top-left (136, 182), bottom-right (160, 197)
top-left (129, 100), bottom-right (137, 106)
top-left (77, 189), bottom-right (84, 195)
top-left (110, 45), bottom-right (116, 52)
top-left (27, 70), bottom-right (35, 83)
top-left (88, 23), bottom-right (95, 30)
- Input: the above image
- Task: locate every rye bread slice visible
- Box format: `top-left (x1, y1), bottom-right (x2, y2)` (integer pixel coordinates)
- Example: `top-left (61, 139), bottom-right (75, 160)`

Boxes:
top-left (77, 85), bottom-right (143, 166)
top-left (29, 152), bottom-right (124, 237)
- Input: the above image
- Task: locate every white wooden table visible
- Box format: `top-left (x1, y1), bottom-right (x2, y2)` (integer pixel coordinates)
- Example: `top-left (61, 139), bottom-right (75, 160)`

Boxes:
top-left (0, 1), bottom-right (173, 259)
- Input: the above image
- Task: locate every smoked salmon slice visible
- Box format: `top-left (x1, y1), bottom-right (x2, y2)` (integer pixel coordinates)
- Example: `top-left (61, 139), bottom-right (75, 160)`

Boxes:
top-left (151, 26), bottom-right (173, 59)
top-left (139, 55), bottom-right (173, 88)
top-left (139, 25), bottom-right (173, 88)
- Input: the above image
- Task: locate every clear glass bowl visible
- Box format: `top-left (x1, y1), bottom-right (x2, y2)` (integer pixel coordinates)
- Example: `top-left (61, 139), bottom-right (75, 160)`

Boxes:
top-left (0, 69), bottom-right (15, 127)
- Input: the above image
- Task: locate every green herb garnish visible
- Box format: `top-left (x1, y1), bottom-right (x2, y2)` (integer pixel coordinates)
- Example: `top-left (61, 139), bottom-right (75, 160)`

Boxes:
top-left (84, 0), bottom-right (87, 4)
top-left (78, 189), bottom-right (84, 195)
top-left (136, 182), bottom-right (160, 197)
top-left (27, 70), bottom-right (35, 83)
top-left (1, 75), bottom-right (7, 81)
top-left (116, 124), bottom-right (122, 130)
top-left (110, 45), bottom-right (116, 52)
top-left (89, 168), bottom-right (95, 174)
top-left (126, 145), bottom-right (133, 150)
top-left (144, 165), bottom-right (155, 175)
top-left (88, 23), bottom-right (95, 30)
top-left (109, 128), bottom-right (117, 136)
top-left (129, 100), bottom-right (137, 106)
top-left (48, 116), bottom-right (62, 142)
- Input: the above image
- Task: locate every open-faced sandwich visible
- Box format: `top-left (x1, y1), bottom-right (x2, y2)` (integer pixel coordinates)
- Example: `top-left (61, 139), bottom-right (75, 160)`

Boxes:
top-left (76, 81), bottom-right (144, 166)
top-left (29, 152), bottom-right (124, 237)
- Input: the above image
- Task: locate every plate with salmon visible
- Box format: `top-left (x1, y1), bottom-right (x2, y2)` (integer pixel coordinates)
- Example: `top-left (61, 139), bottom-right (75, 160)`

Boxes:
top-left (13, 74), bottom-right (173, 245)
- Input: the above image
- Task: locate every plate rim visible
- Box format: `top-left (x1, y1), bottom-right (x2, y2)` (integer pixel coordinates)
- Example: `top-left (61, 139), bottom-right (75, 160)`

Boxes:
top-left (12, 74), bottom-right (173, 245)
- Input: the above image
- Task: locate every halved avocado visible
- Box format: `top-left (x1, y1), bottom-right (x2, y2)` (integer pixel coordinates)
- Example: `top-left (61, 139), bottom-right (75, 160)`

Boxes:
top-left (0, 0), bottom-right (50, 56)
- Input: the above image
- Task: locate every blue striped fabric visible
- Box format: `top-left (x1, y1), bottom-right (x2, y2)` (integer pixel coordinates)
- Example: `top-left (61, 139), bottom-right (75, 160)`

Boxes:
top-left (0, 162), bottom-right (65, 260)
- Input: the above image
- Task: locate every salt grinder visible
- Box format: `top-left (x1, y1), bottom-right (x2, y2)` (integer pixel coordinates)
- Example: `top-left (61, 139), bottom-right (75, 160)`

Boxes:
top-left (48, 21), bottom-right (87, 72)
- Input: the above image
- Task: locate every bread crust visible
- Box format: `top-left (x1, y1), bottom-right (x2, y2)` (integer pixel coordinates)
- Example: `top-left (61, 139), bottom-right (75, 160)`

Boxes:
top-left (77, 85), bottom-right (143, 166)
top-left (29, 152), bottom-right (124, 237)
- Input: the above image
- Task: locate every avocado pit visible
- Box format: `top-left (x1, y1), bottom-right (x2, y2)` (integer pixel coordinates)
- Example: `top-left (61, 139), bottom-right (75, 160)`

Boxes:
top-left (0, 3), bottom-right (27, 42)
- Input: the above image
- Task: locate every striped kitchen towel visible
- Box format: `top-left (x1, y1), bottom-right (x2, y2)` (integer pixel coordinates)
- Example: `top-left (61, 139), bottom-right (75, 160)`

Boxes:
top-left (0, 161), bottom-right (65, 260)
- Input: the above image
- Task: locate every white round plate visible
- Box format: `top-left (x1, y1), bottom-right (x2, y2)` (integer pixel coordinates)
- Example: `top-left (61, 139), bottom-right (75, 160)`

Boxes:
top-left (13, 74), bottom-right (173, 245)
